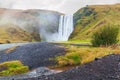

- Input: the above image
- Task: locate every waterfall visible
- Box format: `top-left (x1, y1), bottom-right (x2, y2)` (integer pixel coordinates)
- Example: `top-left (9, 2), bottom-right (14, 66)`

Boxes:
top-left (58, 15), bottom-right (74, 41)
top-left (40, 14), bottom-right (74, 42)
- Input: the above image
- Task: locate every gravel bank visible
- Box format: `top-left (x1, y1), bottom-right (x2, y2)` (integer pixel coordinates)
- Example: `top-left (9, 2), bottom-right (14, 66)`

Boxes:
top-left (0, 42), bottom-right (65, 69)
top-left (0, 43), bottom-right (120, 80)
top-left (0, 67), bottom-right (62, 80)
top-left (24, 54), bottom-right (120, 80)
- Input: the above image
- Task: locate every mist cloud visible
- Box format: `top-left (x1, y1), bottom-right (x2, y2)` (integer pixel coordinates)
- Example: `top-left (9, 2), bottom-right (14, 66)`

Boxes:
top-left (0, 0), bottom-right (119, 14)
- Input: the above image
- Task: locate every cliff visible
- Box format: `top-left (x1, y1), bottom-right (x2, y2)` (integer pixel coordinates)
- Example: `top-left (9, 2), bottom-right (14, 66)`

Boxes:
top-left (0, 8), bottom-right (62, 43)
top-left (70, 3), bottom-right (120, 41)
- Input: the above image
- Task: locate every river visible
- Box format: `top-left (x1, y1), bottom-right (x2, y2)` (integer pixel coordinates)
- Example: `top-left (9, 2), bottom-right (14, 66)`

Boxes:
top-left (0, 43), bottom-right (29, 51)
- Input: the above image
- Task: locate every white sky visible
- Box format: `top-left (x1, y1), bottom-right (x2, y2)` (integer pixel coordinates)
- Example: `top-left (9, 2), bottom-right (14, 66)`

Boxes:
top-left (0, 0), bottom-right (120, 14)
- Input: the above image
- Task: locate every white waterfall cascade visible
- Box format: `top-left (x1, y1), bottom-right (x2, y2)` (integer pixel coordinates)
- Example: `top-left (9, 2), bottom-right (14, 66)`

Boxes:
top-left (40, 14), bottom-right (74, 42)
top-left (58, 15), bottom-right (74, 41)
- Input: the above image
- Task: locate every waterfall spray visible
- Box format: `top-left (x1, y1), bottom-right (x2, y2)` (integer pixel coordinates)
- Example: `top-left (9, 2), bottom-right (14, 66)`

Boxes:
top-left (40, 14), bottom-right (74, 42)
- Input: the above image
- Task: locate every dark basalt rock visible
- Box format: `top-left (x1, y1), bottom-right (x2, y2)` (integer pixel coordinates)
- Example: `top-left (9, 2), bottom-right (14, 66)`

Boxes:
top-left (25, 54), bottom-right (120, 80)
top-left (0, 43), bottom-right (120, 80)
top-left (0, 42), bottom-right (65, 69)
top-left (0, 67), bottom-right (62, 80)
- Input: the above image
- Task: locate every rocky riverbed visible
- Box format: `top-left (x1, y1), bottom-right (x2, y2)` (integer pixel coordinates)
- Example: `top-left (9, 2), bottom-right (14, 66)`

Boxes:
top-left (0, 43), bottom-right (120, 80)
top-left (0, 67), bottom-right (62, 80)
top-left (21, 54), bottom-right (120, 80)
top-left (0, 42), bottom-right (65, 69)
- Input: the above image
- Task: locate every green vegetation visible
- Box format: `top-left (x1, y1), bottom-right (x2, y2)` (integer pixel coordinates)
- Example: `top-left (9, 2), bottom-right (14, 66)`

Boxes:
top-left (55, 45), bottom-right (120, 67)
top-left (65, 40), bottom-right (90, 44)
top-left (53, 40), bottom-right (91, 45)
top-left (92, 25), bottom-right (119, 47)
top-left (70, 4), bottom-right (120, 41)
top-left (55, 53), bottom-right (81, 66)
top-left (0, 24), bottom-right (40, 43)
top-left (0, 61), bottom-right (29, 76)
top-left (61, 4), bottom-right (120, 68)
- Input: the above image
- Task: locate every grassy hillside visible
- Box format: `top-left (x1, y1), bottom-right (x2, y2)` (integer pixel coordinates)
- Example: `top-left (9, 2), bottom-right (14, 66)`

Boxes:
top-left (0, 24), bottom-right (37, 43)
top-left (70, 3), bottom-right (120, 41)
top-left (0, 8), bottom-right (62, 42)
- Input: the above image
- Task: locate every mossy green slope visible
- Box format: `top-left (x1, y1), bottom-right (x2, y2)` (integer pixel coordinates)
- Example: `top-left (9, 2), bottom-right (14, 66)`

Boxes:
top-left (0, 24), bottom-right (38, 43)
top-left (70, 3), bottom-right (120, 41)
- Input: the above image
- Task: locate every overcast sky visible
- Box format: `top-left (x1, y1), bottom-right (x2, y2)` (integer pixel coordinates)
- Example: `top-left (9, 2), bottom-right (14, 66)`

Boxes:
top-left (0, 0), bottom-right (120, 14)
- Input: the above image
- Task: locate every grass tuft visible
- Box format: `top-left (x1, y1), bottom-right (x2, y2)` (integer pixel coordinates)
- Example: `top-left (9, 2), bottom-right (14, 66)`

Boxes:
top-left (0, 60), bottom-right (29, 76)
top-left (55, 46), bottom-right (120, 67)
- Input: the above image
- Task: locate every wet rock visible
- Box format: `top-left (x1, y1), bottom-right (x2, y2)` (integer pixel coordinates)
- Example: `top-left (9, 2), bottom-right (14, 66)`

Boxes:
top-left (0, 67), bottom-right (62, 80)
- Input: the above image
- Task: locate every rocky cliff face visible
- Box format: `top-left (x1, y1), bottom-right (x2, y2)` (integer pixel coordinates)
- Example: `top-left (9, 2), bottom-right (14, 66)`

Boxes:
top-left (0, 8), bottom-right (62, 43)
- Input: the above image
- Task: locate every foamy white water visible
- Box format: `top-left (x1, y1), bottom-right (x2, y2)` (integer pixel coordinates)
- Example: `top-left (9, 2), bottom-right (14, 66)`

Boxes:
top-left (58, 15), bottom-right (74, 41)
top-left (40, 15), bottom-right (74, 42)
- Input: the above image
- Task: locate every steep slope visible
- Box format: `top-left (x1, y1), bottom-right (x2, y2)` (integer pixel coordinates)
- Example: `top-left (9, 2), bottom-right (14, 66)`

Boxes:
top-left (0, 8), bottom-right (62, 43)
top-left (0, 8), bottom-right (61, 33)
top-left (0, 24), bottom-right (35, 43)
top-left (70, 3), bottom-right (120, 40)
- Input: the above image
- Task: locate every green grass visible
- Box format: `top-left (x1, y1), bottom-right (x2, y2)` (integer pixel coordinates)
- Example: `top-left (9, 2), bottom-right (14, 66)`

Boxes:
top-left (68, 40), bottom-right (91, 44)
top-left (0, 24), bottom-right (38, 43)
top-left (55, 45), bottom-right (120, 67)
top-left (55, 52), bottom-right (81, 66)
top-left (70, 4), bottom-right (120, 41)
top-left (0, 61), bottom-right (29, 76)
top-left (53, 40), bottom-right (91, 44)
